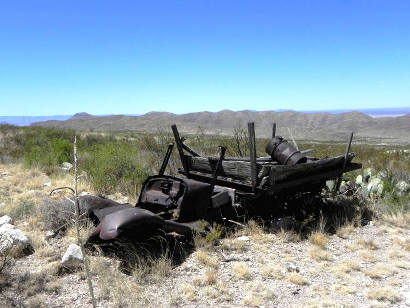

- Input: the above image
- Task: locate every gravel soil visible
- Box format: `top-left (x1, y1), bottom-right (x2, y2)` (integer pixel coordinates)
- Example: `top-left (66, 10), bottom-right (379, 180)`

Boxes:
top-left (0, 164), bottom-right (409, 308)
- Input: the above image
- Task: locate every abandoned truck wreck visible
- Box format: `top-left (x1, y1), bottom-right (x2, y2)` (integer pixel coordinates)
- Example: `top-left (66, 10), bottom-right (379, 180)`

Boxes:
top-left (75, 122), bottom-right (361, 245)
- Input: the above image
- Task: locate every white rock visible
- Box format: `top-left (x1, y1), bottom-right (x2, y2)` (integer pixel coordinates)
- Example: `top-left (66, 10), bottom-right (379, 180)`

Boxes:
top-left (43, 182), bottom-right (51, 187)
top-left (0, 215), bottom-right (12, 227)
top-left (236, 236), bottom-right (250, 242)
top-left (79, 191), bottom-right (90, 196)
top-left (355, 175), bottom-right (363, 185)
top-left (0, 223), bottom-right (30, 254)
top-left (286, 262), bottom-right (300, 273)
top-left (60, 162), bottom-right (73, 171)
top-left (61, 244), bottom-right (83, 268)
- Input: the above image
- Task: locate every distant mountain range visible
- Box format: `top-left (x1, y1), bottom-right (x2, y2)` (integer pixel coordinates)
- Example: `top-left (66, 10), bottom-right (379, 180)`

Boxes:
top-left (28, 109), bottom-right (410, 144)
top-left (1, 107), bottom-right (409, 126)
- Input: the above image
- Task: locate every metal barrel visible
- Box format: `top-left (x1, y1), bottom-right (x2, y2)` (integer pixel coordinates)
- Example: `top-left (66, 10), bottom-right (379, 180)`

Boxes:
top-left (265, 136), bottom-right (307, 165)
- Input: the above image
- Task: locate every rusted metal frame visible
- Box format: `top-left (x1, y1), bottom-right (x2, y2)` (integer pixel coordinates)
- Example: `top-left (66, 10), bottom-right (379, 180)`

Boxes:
top-left (182, 143), bottom-right (200, 157)
top-left (211, 146), bottom-right (226, 189)
top-left (248, 122), bottom-right (258, 192)
top-left (272, 122), bottom-right (276, 138)
top-left (171, 124), bottom-right (190, 175)
top-left (334, 132), bottom-right (354, 193)
top-left (159, 142), bottom-right (174, 175)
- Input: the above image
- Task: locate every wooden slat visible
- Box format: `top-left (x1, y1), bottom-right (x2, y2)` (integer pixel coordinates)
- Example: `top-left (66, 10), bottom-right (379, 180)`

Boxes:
top-left (335, 132), bottom-right (354, 193)
top-left (248, 122), bottom-right (257, 192)
top-left (268, 163), bottom-right (361, 193)
top-left (171, 124), bottom-right (189, 174)
top-left (269, 153), bottom-right (355, 185)
top-left (185, 155), bottom-right (261, 180)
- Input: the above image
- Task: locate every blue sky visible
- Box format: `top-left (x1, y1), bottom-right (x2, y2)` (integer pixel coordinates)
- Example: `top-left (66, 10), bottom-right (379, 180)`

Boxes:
top-left (0, 0), bottom-right (409, 116)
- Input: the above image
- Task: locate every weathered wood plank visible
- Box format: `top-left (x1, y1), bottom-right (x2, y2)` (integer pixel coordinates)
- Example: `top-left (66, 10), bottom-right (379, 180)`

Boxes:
top-left (172, 124), bottom-right (189, 174)
top-left (269, 153), bottom-right (355, 185)
top-left (248, 122), bottom-right (257, 192)
top-left (268, 162), bottom-right (361, 193)
top-left (185, 155), bottom-right (262, 180)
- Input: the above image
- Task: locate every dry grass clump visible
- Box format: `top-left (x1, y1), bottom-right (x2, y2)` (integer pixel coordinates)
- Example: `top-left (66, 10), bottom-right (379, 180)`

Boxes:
top-left (287, 272), bottom-right (308, 285)
top-left (243, 282), bottom-right (275, 306)
top-left (91, 256), bottom-right (143, 306)
top-left (362, 263), bottom-right (395, 279)
top-left (240, 220), bottom-right (272, 244)
top-left (277, 229), bottom-right (301, 243)
top-left (309, 231), bottom-right (328, 248)
top-left (179, 283), bottom-right (197, 301)
top-left (336, 224), bottom-right (355, 239)
top-left (196, 250), bottom-right (218, 269)
top-left (333, 260), bottom-right (361, 274)
top-left (220, 238), bottom-right (248, 252)
top-left (132, 254), bottom-right (172, 282)
top-left (392, 236), bottom-right (410, 251)
top-left (359, 250), bottom-right (378, 263)
top-left (203, 269), bottom-right (218, 285)
top-left (261, 264), bottom-right (285, 279)
top-left (232, 262), bottom-right (251, 280)
top-left (357, 238), bottom-right (379, 250)
top-left (381, 211), bottom-right (410, 229)
top-left (309, 246), bottom-right (333, 261)
top-left (394, 260), bottom-right (410, 269)
top-left (367, 286), bottom-right (401, 303)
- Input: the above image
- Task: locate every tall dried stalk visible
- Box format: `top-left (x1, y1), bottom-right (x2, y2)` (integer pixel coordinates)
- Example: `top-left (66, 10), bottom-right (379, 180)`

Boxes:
top-left (73, 136), bottom-right (97, 308)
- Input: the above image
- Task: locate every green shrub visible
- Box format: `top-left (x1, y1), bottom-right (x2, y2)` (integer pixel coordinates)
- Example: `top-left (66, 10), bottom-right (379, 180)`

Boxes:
top-left (80, 141), bottom-right (151, 196)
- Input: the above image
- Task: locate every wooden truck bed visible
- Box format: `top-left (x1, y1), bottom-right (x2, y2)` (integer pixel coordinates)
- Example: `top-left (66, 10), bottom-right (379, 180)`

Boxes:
top-left (171, 123), bottom-right (362, 194)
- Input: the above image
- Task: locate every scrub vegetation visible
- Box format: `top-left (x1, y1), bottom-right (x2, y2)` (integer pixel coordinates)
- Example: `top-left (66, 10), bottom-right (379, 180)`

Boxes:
top-left (0, 124), bottom-right (409, 307)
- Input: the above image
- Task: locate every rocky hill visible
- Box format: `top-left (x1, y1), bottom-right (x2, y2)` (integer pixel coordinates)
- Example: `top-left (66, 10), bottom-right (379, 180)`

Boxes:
top-left (32, 110), bottom-right (410, 143)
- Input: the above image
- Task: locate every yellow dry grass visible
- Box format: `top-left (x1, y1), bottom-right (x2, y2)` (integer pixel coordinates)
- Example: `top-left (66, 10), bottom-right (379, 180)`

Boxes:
top-left (309, 231), bottom-right (328, 248)
top-left (261, 264), bottom-right (285, 279)
top-left (367, 286), bottom-right (401, 303)
top-left (287, 272), bottom-right (308, 285)
top-left (232, 262), bottom-right (251, 280)
top-left (196, 250), bottom-right (218, 269)
top-left (362, 263), bottom-right (395, 279)
top-left (309, 246), bottom-right (333, 261)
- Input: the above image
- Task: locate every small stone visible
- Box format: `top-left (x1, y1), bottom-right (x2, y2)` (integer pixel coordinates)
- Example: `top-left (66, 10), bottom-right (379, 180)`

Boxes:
top-left (236, 236), bottom-right (250, 242)
top-left (60, 162), bottom-right (73, 171)
top-left (45, 230), bottom-right (54, 240)
top-left (355, 175), bottom-right (363, 185)
top-left (286, 262), bottom-right (299, 273)
top-left (79, 191), bottom-right (90, 196)
top-left (61, 244), bottom-right (83, 268)
top-left (0, 215), bottom-right (12, 227)
top-left (44, 182), bottom-right (51, 187)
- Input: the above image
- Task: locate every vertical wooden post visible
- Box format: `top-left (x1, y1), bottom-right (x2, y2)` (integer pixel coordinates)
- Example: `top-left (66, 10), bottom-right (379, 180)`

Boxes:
top-left (272, 122), bottom-right (276, 138)
top-left (248, 122), bottom-right (257, 192)
top-left (171, 124), bottom-right (189, 175)
top-left (159, 143), bottom-right (174, 175)
top-left (334, 132), bottom-right (354, 193)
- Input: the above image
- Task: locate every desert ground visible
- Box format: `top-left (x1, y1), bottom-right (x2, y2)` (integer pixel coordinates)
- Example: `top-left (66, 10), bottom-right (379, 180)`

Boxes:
top-left (0, 162), bottom-right (409, 308)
